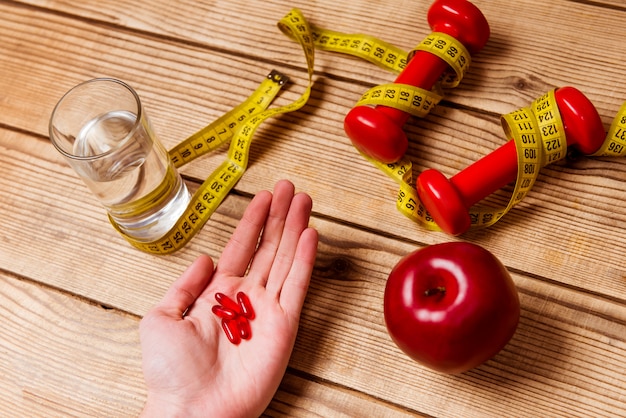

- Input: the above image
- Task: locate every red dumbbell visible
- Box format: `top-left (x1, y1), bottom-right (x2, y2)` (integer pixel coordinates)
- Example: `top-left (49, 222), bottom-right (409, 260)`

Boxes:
top-left (415, 87), bottom-right (606, 235)
top-left (343, 0), bottom-right (490, 163)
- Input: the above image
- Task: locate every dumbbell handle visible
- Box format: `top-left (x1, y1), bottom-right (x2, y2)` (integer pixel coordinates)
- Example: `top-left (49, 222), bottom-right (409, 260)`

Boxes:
top-left (376, 51), bottom-right (450, 126)
top-left (450, 142), bottom-right (518, 207)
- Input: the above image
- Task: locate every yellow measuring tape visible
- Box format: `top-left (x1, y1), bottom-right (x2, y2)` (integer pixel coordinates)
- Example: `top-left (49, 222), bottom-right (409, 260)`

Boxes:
top-left (110, 70), bottom-right (291, 254)
top-left (113, 8), bottom-right (626, 253)
top-left (287, 17), bottom-right (472, 229)
top-left (371, 86), bottom-right (625, 231)
top-left (465, 89), bottom-right (565, 229)
top-left (592, 101), bottom-right (626, 157)
top-left (286, 11), bottom-right (626, 233)
top-left (111, 9), bottom-right (315, 254)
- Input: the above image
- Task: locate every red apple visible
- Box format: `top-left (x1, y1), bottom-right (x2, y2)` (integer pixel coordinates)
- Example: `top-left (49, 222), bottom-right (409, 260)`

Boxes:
top-left (384, 242), bottom-right (520, 374)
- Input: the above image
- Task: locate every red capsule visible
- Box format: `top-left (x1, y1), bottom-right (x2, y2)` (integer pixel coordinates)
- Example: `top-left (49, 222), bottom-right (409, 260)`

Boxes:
top-left (211, 304), bottom-right (238, 320)
top-left (214, 291), bottom-right (255, 344)
top-left (215, 292), bottom-right (242, 314)
top-left (237, 316), bottom-right (252, 340)
top-left (237, 291), bottom-right (255, 320)
top-left (221, 319), bottom-right (241, 345)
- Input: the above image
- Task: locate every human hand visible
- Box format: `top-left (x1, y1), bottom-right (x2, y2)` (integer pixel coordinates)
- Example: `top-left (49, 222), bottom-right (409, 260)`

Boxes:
top-left (139, 180), bottom-right (318, 418)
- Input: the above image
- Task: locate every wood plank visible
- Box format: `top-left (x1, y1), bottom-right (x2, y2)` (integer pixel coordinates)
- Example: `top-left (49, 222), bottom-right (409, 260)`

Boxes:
top-left (0, 128), bottom-right (237, 316)
top-left (0, 272), bottom-right (146, 416)
top-left (1, 125), bottom-right (624, 416)
top-left (7, 0), bottom-right (626, 138)
top-left (0, 1), bottom-right (624, 300)
top-left (2, 176), bottom-right (624, 417)
top-left (0, 272), bottom-right (423, 417)
top-left (14, 0), bottom-right (626, 117)
top-left (264, 373), bottom-right (422, 418)
top-left (291, 235), bottom-right (626, 417)
top-left (1, 180), bottom-right (626, 416)
top-left (1, 0), bottom-right (625, 417)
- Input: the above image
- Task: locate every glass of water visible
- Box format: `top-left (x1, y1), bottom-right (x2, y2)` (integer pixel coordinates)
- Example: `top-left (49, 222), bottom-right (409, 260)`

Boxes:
top-left (49, 78), bottom-right (191, 242)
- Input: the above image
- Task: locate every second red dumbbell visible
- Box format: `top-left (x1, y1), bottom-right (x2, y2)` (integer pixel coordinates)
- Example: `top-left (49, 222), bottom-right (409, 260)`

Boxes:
top-left (415, 87), bottom-right (606, 235)
top-left (344, 0), bottom-right (490, 163)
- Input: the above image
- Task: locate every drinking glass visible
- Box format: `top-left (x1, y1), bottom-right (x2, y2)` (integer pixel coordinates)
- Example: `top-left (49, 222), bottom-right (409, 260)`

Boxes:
top-left (49, 78), bottom-right (190, 242)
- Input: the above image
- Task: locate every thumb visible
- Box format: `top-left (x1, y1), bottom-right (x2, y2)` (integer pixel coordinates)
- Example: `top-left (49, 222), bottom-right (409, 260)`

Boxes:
top-left (157, 254), bottom-right (215, 317)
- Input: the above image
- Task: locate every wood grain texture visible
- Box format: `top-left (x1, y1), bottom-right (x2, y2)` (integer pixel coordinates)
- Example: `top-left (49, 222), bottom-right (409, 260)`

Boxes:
top-left (13, 0), bottom-right (626, 115)
top-left (1, 126), bottom-right (625, 416)
top-left (0, 0), bottom-right (625, 416)
top-left (0, 272), bottom-right (146, 417)
top-left (0, 271), bottom-right (427, 417)
top-left (1, 1), bottom-right (624, 300)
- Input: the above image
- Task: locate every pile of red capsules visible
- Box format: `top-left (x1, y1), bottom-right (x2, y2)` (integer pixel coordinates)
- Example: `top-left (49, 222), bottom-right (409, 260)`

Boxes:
top-left (212, 292), bottom-right (255, 345)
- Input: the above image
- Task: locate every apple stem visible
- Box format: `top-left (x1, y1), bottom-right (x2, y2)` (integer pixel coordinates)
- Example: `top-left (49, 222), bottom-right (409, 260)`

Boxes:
top-left (424, 286), bottom-right (446, 297)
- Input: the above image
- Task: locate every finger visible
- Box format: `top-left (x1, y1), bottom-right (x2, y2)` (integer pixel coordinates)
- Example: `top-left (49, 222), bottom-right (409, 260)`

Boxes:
top-left (278, 227), bottom-right (318, 320)
top-left (215, 189), bottom-right (273, 277)
top-left (246, 180), bottom-right (298, 285)
top-left (264, 192), bottom-right (313, 294)
top-left (155, 254), bottom-right (215, 317)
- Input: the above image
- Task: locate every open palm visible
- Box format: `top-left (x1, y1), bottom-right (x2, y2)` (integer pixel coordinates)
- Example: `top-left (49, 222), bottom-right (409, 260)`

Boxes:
top-left (139, 180), bottom-right (318, 418)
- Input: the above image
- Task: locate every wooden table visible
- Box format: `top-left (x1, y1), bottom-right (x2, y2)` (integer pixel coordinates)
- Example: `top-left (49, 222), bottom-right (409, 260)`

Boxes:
top-left (1, 0), bottom-right (625, 416)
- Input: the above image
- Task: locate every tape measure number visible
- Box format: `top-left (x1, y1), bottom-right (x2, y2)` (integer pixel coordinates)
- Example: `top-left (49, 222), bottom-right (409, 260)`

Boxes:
top-left (112, 9), bottom-right (318, 254)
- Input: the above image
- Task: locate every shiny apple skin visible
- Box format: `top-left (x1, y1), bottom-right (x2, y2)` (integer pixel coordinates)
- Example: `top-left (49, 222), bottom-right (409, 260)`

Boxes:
top-left (384, 242), bottom-right (520, 374)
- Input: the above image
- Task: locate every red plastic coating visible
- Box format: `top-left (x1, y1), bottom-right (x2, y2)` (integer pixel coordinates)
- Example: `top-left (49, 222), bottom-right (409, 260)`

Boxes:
top-left (344, 0), bottom-right (490, 163)
top-left (222, 319), bottom-right (242, 345)
top-left (416, 87), bottom-right (606, 235)
top-left (212, 305), bottom-right (238, 320)
top-left (215, 292), bottom-right (241, 314)
top-left (237, 316), bottom-right (252, 340)
top-left (237, 291), bottom-right (256, 320)
top-left (213, 291), bottom-right (255, 345)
